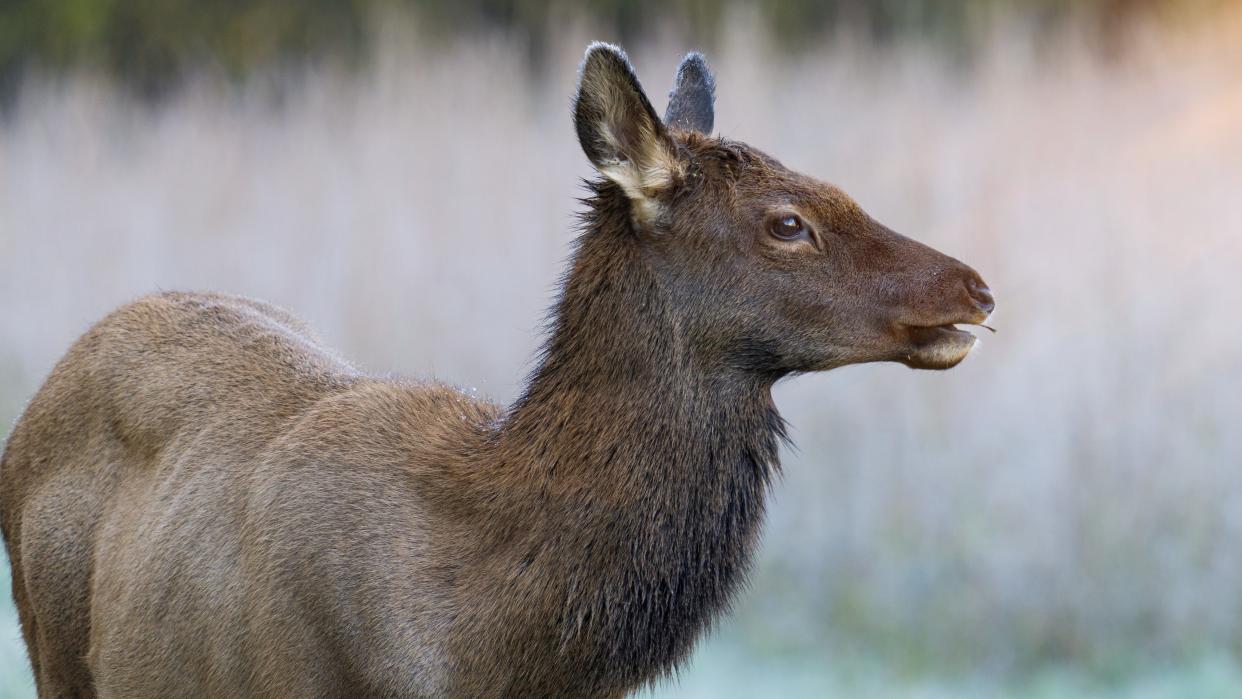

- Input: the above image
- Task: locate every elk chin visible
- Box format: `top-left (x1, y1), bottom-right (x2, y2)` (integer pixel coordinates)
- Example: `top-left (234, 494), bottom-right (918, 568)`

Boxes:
top-left (901, 324), bottom-right (978, 370)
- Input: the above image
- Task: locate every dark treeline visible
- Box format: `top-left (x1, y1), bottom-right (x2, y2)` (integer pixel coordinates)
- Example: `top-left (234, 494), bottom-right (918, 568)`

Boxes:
top-left (0, 0), bottom-right (1220, 101)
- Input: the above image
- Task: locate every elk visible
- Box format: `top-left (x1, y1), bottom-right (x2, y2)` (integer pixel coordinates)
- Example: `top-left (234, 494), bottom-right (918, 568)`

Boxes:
top-left (0, 43), bottom-right (994, 698)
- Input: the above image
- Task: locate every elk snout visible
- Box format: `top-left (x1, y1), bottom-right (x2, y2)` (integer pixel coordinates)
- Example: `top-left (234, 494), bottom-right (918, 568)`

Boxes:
top-left (893, 261), bottom-right (995, 370)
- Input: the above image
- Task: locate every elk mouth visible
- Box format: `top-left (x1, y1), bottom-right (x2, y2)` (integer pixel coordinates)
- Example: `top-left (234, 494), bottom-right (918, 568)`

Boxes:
top-left (899, 320), bottom-right (990, 370)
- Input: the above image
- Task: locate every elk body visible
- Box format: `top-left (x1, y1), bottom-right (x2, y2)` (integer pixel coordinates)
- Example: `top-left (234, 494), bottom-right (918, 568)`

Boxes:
top-left (1, 44), bottom-right (994, 698)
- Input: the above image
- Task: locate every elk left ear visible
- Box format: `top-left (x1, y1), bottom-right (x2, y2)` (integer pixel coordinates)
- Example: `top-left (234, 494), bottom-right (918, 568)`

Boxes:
top-left (664, 51), bottom-right (715, 135)
top-left (574, 42), bottom-right (678, 219)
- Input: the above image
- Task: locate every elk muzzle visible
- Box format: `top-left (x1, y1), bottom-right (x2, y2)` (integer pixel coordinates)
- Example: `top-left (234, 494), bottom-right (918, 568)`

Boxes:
top-left (894, 264), bottom-right (995, 370)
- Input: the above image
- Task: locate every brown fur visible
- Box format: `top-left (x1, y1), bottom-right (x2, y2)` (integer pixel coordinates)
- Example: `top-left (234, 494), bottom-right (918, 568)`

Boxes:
top-left (0, 44), bottom-right (993, 698)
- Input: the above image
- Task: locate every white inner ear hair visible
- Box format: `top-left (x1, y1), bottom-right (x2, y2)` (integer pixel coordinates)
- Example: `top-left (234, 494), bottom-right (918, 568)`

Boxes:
top-left (597, 125), bottom-right (681, 225)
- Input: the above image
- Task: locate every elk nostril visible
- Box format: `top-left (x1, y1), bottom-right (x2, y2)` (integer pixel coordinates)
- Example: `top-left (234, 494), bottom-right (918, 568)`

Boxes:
top-left (966, 277), bottom-right (995, 315)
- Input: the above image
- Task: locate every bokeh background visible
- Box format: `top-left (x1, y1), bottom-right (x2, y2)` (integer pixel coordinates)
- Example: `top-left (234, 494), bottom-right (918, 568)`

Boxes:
top-left (1, 1), bottom-right (1241, 696)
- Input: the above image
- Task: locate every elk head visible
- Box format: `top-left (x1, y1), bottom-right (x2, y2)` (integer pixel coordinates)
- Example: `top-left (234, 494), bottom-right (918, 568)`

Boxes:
top-left (573, 43), bottom-right (994, 376)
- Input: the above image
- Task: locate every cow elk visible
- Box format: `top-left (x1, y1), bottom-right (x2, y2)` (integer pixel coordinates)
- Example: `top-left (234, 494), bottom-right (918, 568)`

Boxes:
top-left (1, 43), bottom-right (994, 698)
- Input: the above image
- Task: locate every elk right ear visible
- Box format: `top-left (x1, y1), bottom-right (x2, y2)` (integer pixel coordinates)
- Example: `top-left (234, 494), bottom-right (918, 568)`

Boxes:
top-left (664, 52), bottom-right (715, 135)
top-left (573, 42), bottom-right (678, 220)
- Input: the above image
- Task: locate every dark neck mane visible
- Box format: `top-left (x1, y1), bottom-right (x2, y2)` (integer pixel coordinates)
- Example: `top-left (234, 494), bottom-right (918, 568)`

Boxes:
top-left (490, 182), bottom-right (785, 690)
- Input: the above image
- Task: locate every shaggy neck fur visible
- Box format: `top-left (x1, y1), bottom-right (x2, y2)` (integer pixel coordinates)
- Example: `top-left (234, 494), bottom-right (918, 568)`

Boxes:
top-left (489, 182), bottom-right (786, 693)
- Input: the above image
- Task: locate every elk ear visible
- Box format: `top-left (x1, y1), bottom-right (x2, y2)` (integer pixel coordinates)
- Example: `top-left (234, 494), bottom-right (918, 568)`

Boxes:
top-left (664, 52), bottom-right (715, 135)
top-left (574, 43), bottom-right (678, 216)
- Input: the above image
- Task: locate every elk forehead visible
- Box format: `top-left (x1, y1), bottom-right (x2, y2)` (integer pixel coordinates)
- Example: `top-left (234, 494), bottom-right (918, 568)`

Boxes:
top-left (800, 182), bottom-right (870, 228)
top-left (703, 140), bottom-right (869, 224)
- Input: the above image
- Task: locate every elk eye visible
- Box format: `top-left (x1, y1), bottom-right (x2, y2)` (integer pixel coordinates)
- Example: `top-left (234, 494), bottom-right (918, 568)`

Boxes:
top-left (769, 214), bottom-right (807, 241)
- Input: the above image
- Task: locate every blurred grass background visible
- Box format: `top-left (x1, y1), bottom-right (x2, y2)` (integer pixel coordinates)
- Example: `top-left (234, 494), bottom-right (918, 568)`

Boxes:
top-left (2, 1), bottom-right (1241, 697)
top-left (0, 0), bottom-right (1233, 102)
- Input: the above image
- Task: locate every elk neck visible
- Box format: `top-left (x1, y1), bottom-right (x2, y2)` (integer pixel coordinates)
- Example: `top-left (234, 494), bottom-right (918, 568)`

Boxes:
top-left (481, 183), bottom-right (787, 682)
